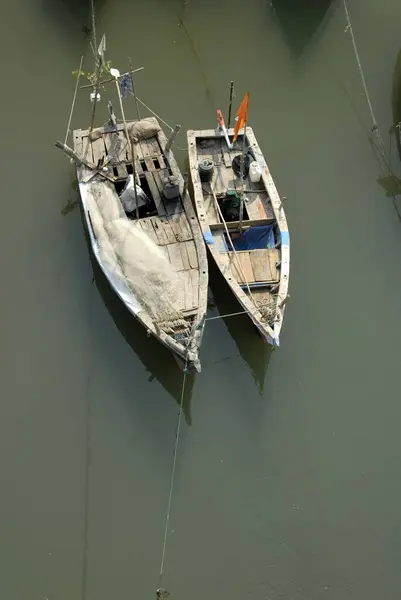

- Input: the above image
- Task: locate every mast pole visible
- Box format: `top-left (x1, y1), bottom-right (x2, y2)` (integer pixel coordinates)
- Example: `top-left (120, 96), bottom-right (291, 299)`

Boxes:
top-left (88, 62), bottom-right (102, 138)
top-left (88, 34), bottom-right (106, 138)
top-left (239, 122), bottom-right (247, 232)
top-left (112, 71), bottom-right (139, 218)
top-left (227, 81), bottom-right (234, 130)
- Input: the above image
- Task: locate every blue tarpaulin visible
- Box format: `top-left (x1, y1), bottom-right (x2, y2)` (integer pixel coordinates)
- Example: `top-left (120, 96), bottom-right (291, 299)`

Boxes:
top-left (233, 225), bottom-right (275, 251)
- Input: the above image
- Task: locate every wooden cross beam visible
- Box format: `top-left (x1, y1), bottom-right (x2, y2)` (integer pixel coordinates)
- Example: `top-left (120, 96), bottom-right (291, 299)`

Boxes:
top-left (79, 66), bottom-right (144, 89)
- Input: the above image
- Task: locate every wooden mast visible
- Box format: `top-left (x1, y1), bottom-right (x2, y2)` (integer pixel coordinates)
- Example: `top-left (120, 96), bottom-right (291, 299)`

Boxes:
top-left (111, 67), bottom-right (140, 218)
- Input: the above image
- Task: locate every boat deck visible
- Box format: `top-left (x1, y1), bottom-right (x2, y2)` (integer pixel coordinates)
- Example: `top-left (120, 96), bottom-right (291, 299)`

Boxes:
top-left (73, 121), bottom-right (203, 316)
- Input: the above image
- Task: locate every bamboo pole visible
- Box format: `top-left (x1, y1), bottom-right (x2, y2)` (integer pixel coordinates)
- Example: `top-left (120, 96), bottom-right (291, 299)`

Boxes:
top-left (80, 67), bottom-right (144, 89)
top-left (227, 81), bottom-right (234, 129)
top-left (239, 122), bottom-right (247, 232)
top-left (128, 56), bottom-right (141, 122)
top-left (64, 54), bottom-right (84, 144)
top-left (88, 60), bottom-right (102, 138)
top-left (113, 74), bottom-right (139, 218)
top-left (54, 141), bottom-right (114, 183)
top-left (55, 140), bottom-right (86, 166)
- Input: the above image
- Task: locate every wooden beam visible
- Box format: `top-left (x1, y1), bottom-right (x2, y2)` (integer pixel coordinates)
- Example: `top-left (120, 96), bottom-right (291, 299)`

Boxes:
top-left (80, 67), bottom-right (145, 89)
top-left (210, 217), bottom-right (274, 231)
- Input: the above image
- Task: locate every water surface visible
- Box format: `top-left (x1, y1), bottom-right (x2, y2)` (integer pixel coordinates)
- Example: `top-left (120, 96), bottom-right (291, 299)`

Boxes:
top-left (1, 1), bottom-right (401, 599)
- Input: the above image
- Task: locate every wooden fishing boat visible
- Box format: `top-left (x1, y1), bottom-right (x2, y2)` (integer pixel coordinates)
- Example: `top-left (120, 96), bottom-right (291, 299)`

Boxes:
top-left (187, 117), bottom-right (290, 347)
top-left (69, 117), bottom-right (208, 372)
top-left (56, 36), bottom-right (208, 372)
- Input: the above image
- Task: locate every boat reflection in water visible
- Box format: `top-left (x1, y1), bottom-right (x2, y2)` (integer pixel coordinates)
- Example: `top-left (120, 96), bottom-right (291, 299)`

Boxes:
top-left (207, 261), bottom-right (273, 395)
top-left (46, 0), bottom-right (105, 35)
top-left (271, 0), bottom-right (333, 58)
top-left (89, 242), bottom-right (195, 426)
top-left (377, 47), bottom-right (401, 202)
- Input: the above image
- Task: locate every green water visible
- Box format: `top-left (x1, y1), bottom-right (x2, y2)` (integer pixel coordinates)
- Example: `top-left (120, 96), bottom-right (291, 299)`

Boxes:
top-left (1, 1), bottom-right (401, 599)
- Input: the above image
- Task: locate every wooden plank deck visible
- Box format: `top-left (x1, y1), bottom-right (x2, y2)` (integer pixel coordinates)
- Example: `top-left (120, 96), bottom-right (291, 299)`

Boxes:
top-left (138, 218), bottom-right (158, 244)
top-left (168, 212), bottom-right (193, 242)
top-left (167, 243), bottom-right (185, 272)
top-left (74, 124), bottom-right (208, 330)
top-left (184, 241), bottom-right (197, 268)
top-left (91, 136), bottom-right (106, 165)
top-left (249, 249), bottom-right (279, 282)
top-left (226, 249), bottom-right (279, 285)
top-left (159, 217), bottom-right (176, 244)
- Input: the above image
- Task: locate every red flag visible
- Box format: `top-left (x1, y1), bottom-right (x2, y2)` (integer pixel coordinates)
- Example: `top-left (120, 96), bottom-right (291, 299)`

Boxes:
top-left (216, 109), bottom-right (225, 128)
top-left (232, 92), bottom-right (250, 143)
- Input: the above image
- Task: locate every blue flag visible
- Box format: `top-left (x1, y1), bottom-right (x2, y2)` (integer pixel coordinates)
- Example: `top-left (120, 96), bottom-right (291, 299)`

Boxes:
top-left (120, 73), bottom-right (132, 100)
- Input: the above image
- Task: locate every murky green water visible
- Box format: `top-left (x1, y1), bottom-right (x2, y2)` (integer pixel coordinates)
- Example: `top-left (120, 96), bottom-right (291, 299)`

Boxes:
top-left (1, 0), bottom-right (401, 598)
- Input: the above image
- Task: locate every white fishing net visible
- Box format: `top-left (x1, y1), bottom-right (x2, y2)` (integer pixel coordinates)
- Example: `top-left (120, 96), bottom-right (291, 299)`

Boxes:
top-left (86, 180), bottom-right (183, 322)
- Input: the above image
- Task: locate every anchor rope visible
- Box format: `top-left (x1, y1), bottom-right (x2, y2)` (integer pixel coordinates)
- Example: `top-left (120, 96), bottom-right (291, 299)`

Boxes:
top-left (342, 0), bottom-right (401, 212)
top-left (206, 310), bottom-right (249, 321)
top-left (158, 362), bottom-right (188, 589)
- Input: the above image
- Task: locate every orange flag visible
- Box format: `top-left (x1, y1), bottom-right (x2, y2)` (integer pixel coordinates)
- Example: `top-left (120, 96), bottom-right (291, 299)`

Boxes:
top-left (232, 92), bottom-right (250, 143)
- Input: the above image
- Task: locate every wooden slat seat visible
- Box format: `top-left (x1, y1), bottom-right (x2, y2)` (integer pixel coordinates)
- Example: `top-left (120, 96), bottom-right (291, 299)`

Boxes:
top-left (228, 249), bottom-right (280, 285)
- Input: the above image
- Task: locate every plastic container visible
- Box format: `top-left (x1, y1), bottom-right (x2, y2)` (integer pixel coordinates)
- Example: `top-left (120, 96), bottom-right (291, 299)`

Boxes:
top-left (90, 91), bottom-right (101, 103)
top-left (249, 160), bottom-right (262, 183)
top-left (199, 159), bottom-right (214, 182)
top-left (163, 176), bottom-right (180, 200)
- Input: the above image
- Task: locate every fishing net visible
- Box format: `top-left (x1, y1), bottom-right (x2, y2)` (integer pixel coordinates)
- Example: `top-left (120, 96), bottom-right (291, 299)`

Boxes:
top-left (86, 180), bottom-right (183, 322)
top-left (107, 218), bottom-right (183, 321)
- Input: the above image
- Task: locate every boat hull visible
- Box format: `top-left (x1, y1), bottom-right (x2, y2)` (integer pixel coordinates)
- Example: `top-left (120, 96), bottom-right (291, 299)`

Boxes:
top-left (79, 182), bottom-right (202, 372)
top-left (72, 118), bottom-right (208, 372)
top-left (187, 126), bottom-right (290, 346)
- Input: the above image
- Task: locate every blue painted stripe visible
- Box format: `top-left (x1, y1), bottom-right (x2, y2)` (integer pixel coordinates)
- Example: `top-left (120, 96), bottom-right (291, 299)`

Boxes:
top-left (280, 231), bottom-right (290, 246)
top-left (203, 231), bottom-right (214, 245)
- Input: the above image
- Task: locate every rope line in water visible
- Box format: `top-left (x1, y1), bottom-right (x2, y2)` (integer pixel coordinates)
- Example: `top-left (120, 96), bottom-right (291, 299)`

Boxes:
top-left (158, 363), bottom-right (188, 589)
top-left (342, 0), bottom-right (401, 213)
top-left (343, 0), bottom-right (380, 140)
top-left (81, 285), bottom-right (95, 600)
top-left (206, 310), bottom-right (249, 321)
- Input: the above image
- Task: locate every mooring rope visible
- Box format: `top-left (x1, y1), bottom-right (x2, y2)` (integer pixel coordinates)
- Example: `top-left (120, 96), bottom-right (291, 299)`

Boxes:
top-left (343, 0), bottom-right (381, 141)
top-left (206, 309), bottom-right (249, 321)
top-left (343, 0), bottom-right (401, 211)
top-left (129, 92), bottom-right (188, 151)
top-left (158, 362), bottom-right (188, 590)
top-left (80, 283), bottom-right (96, 600)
